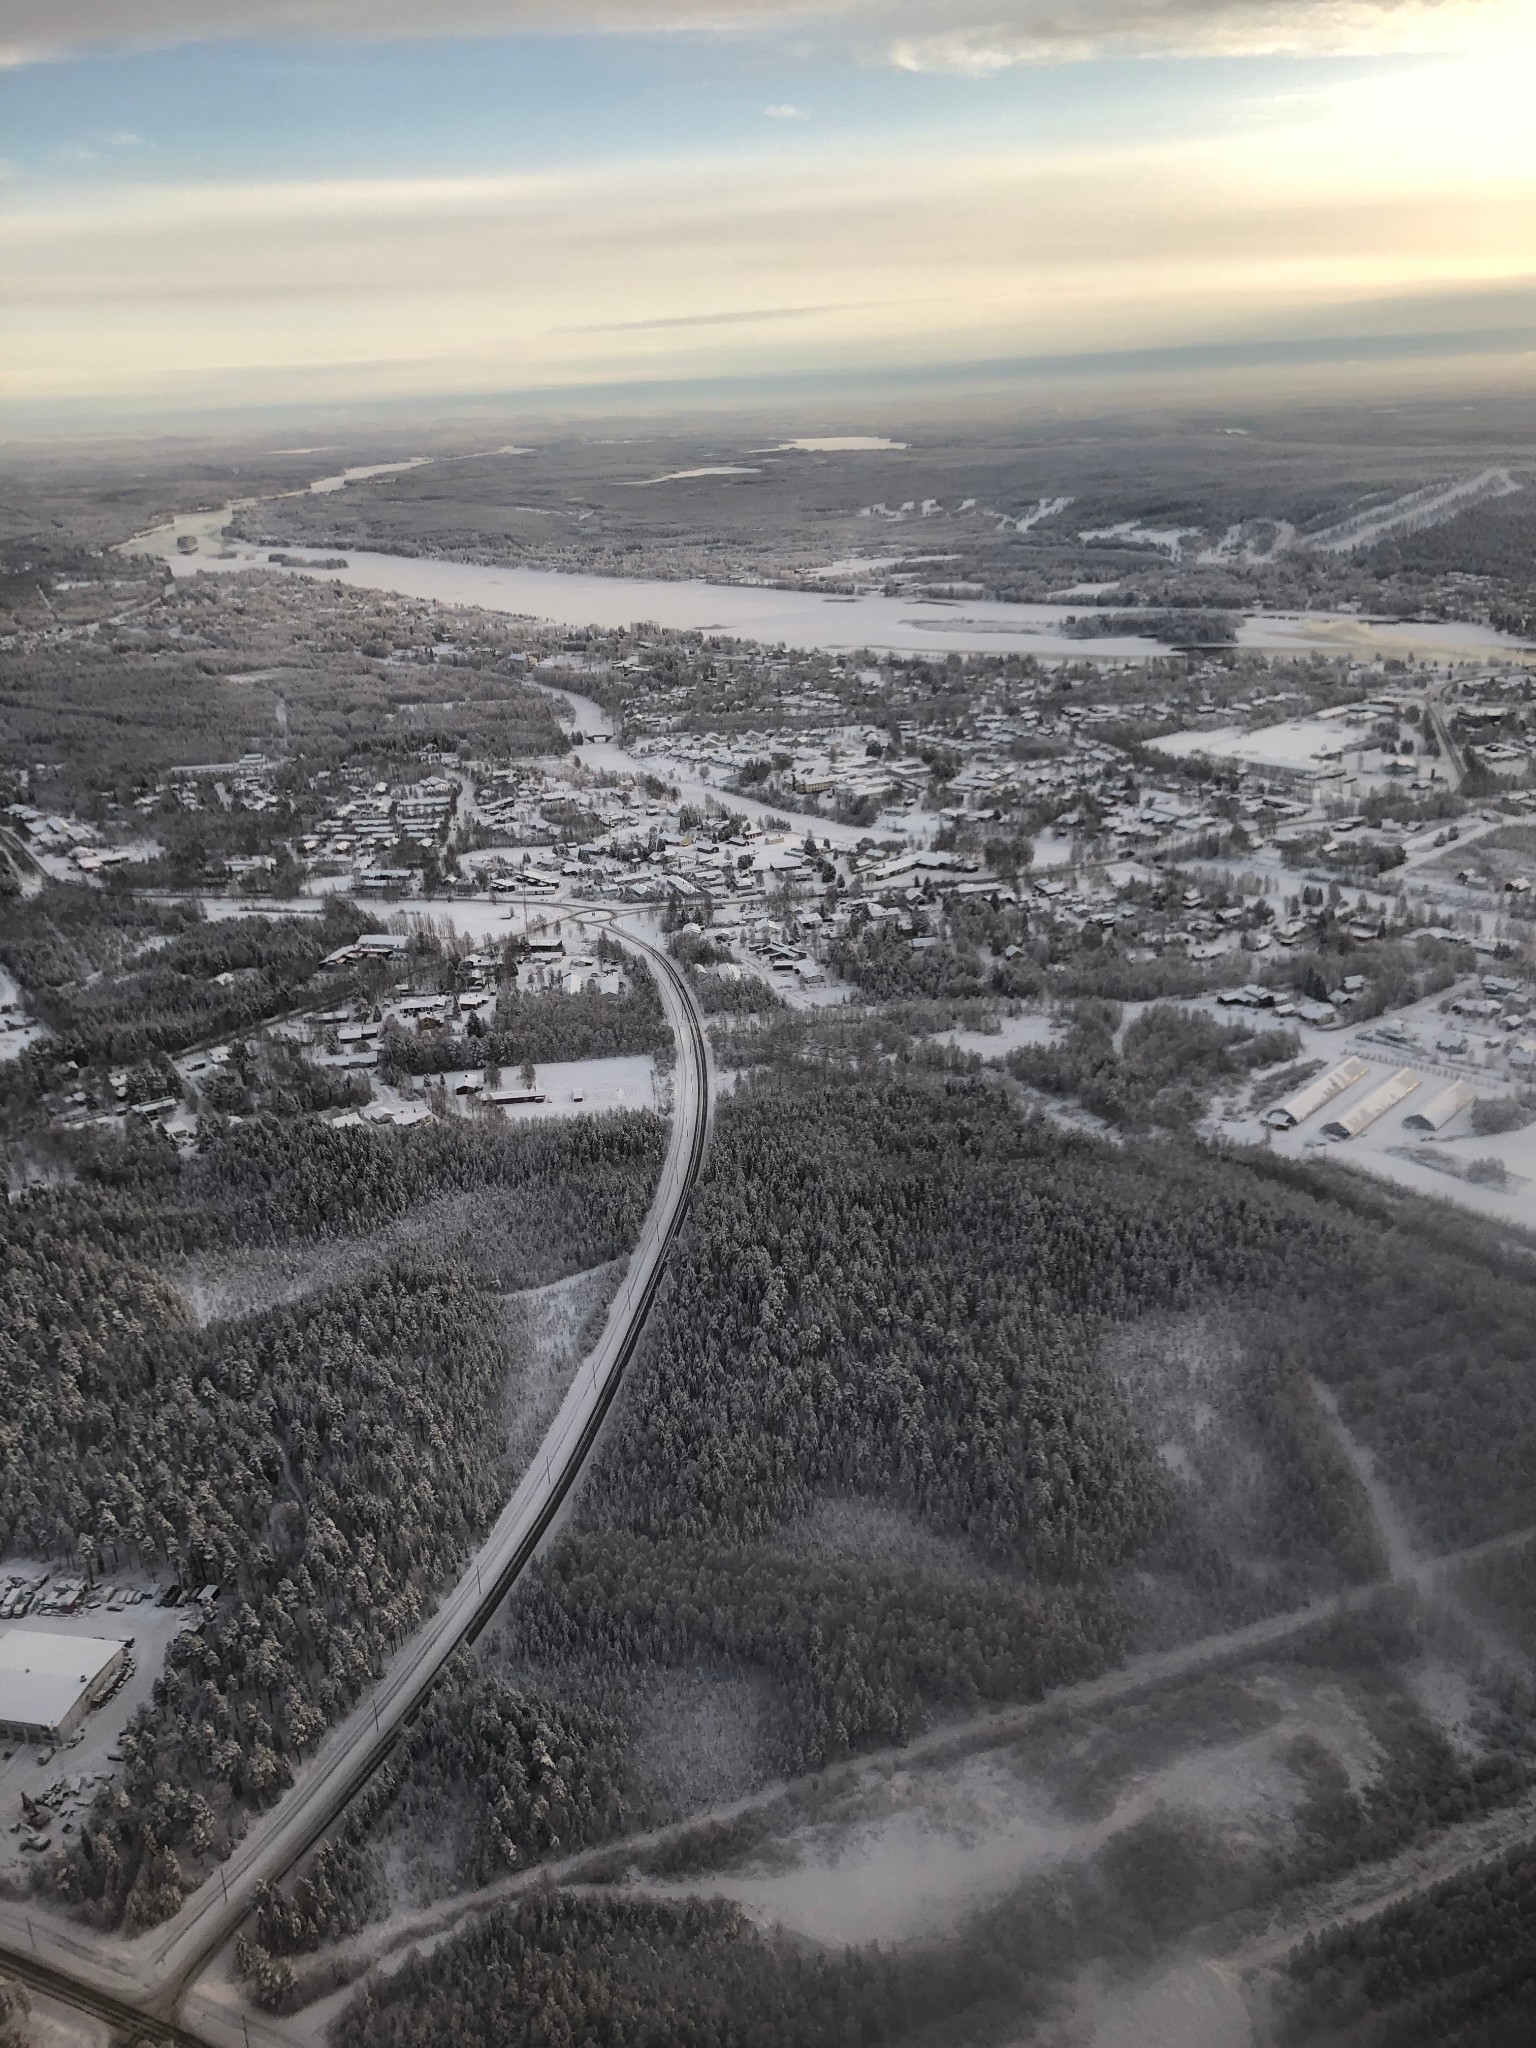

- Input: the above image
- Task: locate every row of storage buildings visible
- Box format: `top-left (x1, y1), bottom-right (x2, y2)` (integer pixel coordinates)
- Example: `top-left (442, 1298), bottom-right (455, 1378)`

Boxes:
top-left (1266, 1056), bottom-right (1476, 1139)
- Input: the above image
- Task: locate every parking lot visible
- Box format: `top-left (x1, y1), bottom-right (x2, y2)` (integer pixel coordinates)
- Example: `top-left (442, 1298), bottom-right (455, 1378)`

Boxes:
top-left (0, 1570), bottom-right (196, 1890)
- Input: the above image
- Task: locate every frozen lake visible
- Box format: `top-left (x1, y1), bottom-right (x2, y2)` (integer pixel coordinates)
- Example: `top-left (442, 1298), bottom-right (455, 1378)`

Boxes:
top-left (133, 523), bottom-right (1161, 657)
top-left (126, 508), bottom-right (1536, 665)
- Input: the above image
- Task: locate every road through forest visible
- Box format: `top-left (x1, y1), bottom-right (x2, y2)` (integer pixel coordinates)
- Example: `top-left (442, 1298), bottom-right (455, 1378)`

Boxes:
top-left (0, 927), bottom-right (713, 2039)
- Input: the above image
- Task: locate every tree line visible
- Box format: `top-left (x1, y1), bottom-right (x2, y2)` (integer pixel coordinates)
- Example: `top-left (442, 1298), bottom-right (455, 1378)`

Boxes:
top-left (1007, 998), bottom-right (1300, 1130)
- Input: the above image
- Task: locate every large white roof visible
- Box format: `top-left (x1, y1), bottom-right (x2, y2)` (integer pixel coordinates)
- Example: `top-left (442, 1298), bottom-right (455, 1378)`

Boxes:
top-left (0, 1630), bottom-right (123, 1730)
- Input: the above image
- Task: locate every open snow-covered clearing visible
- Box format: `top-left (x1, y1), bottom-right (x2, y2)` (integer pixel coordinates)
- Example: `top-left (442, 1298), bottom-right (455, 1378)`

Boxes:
top-left (1149, 715), bottom-right (1371, 773)
top-left (170, 1188), bottom-right (635, 1324)
top-left (932, 1010), bottom-right (1059, 1060)
top-left (1006, 495), bottom-right (1073, 533)
top-left (15, 1991), bottom-right (114, 2048)
top-left (501, 1260), bottom-right (626, 1472)
top-left (626, 1651), bottom-right (1410, 1950)
top-left (645, 1747), bottom-right (1099, 1945)
top-left (1073, 1960), bottom-right (1252, 2048)
top-left (447, 1054), bottom-right (661, 1122)
top-left (1197, 518), bottom-right (1296, 567)
top-left (638, 1719), bottom-right (1312, 1948)
top-left (0, 964), bottom-right (46, 1062)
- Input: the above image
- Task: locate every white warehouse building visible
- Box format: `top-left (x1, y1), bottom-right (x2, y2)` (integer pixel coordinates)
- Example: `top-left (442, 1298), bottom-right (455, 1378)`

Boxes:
top-left (1266, 1057), bottom-right (1369, 1131)
top-left (1322, 1066), bottom-right (1421, 1140)
top-left (0, 1631), bottom-right (127, 1746)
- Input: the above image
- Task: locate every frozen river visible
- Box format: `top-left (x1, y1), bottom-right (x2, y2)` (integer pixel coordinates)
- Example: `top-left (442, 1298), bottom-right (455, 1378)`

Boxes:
top-left (125, 504), bottom-right (1536, 666)
top-left (128, 510), bottom-right (1160, 657)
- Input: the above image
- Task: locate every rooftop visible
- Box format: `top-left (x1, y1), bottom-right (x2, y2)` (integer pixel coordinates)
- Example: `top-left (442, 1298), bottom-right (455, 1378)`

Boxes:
top-left (0, 1630), bottom-right (124, 1732)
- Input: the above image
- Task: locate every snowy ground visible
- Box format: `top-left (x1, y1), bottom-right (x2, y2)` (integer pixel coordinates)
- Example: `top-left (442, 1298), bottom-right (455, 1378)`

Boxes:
top-left (438, 1054), bottom-right (661, 1122)
top-left (933, 1011), bottom-right (1059, 1060)
top-left (1074, 1961), bottom-right (1252, 2048)
top-left (1032, 827), bottom-right (1075, 869)
top-left (635, 1663), bottom-right (1386, 1952)
top-left (1150, 715), bottom-right (1373, 775)
top-left (1305, 469), bottom-right (1520, 554)
top-left (14, 1991), bottom-right (113, 2048)
top-left (1298, 1114), bottom-right (1536, 1234)
top-left (0, 965), bottom-right (45, 1063)
top-left (188, 895), bottom-right (328, 923)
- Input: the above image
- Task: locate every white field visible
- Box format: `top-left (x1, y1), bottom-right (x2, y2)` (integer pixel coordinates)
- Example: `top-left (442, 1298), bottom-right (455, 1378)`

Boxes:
top-left (439, 1054), bottom-right (661, 1122)
top-left (0, 964), bottom-right (46, 1063)
top-left (638, 1663), bottom-right (1375, 1950)
top-left (18, 1989), bottom-right (114, 2048)
top-left (935, 1011), bottom-right (1059, 1059)
top-left (1075, 1962), bottom-right (1251, 2048)
top-left (627, 468), bottom-right (762, 485)
top-left (768, 437), bottom-right (907, 452)
top-left (1150, 716), bottom-right (1372, 772)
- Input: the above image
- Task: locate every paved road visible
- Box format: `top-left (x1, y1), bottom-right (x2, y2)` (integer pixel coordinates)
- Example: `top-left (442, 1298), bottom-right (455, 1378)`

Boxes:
top-left (0, 927), bottom-right (712, 2034)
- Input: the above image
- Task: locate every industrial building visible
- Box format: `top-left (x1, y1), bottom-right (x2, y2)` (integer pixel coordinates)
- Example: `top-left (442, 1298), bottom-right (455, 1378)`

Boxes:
top-left (0, 1631), bottom-right (126, 1746)
top-left (1404, 1080), bottom-right (1477, 1133)
top-left (1266, 1056), bottom-right (1369, 1130)
top-left (1322, 1066), bottom-right (1421, 1140)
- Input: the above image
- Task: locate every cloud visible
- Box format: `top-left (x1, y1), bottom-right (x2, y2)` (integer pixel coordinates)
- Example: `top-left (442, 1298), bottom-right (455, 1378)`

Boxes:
top-left (0, 0), bottom-right (822, 67)
top-left (5, 85), bottom-right (1532, 409)
top-left (569, 300), bottom-right (883, 329)
top-left (765, 102), bottom-right (808, 116)
top-left (60, 128), bottom-right (144, 161)
top-left (2, 0), bottom-right (1525, 67)
top-left (887, 0), bottom-right (1530, 69)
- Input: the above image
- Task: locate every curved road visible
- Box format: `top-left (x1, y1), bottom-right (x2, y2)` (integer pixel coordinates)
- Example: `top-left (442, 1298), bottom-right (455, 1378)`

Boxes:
top-left (0, 926), bottom-right (712, 2037)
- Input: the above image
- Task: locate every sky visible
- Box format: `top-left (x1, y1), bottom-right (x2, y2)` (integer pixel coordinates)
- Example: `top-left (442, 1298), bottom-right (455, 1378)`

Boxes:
top-left (2, 0), bottom-right (1534, 421)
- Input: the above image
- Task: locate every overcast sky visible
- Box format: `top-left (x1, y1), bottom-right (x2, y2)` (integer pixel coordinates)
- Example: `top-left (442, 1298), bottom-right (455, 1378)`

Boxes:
top-left (2, 0), bottom-right (1533, 418)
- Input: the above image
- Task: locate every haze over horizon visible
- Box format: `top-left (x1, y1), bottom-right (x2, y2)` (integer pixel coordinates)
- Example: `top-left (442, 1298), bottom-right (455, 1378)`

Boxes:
top-left (2, 0), bottom-right (1533, 424)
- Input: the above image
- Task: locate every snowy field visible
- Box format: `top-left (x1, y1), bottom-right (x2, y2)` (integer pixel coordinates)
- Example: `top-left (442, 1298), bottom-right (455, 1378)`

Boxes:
top-left (934, 1011), bottom-right (1059, 1059)
top-left (0, 964), bottom-right (45, 1063)
top-left (438, 1054), bottom-right (661, 1122)
top-left (1150, 716), bottom-right (1371, 773)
